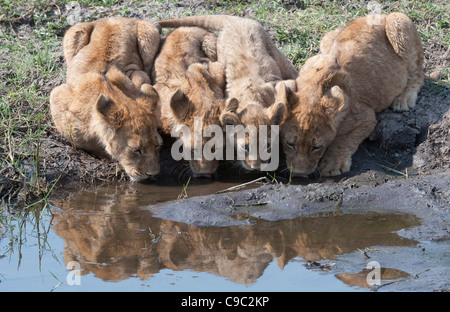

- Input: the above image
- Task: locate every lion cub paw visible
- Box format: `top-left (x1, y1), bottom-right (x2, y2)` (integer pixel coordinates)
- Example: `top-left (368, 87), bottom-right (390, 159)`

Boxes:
top-left (391, 91), bottom-right (417, 111)
top-left (319, 156), bottom-right (352, 177)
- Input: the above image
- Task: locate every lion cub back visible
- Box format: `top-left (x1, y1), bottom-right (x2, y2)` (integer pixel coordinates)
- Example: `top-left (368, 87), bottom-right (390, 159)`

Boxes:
top-left (319, 13), bottom-right (423, 112)
top-left (64, 17), bottom-right (160, 86)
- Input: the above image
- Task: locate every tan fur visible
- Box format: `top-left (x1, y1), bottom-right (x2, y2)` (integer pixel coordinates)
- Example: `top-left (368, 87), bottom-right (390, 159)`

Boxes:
top-left (158, 15), bottom-right (298, 171)
top-left (152, 27), bottom-right (229, 175)
top-left (281, 13), bottom-right (424, 176)
top-left (50, 17), bottom-right (163, 181)
top-left (63, 17), bottom-right (160, 86)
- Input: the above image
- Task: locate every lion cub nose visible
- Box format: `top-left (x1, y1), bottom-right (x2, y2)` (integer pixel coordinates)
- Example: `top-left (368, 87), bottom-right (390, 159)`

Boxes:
top-left (246, 160), bottom-right (261, 171)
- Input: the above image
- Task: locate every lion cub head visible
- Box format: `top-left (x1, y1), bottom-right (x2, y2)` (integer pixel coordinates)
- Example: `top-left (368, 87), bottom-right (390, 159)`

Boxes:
top-left (164, 63), bottom-right (229, 176)
top-left (220, 82), bottom-right (287, 172)
top-left (96, 85), bottom-right (163, 182)
top-left (51, 67), bottom-right (163, 182)
top-left (281, 55), bottom-right (349, 175)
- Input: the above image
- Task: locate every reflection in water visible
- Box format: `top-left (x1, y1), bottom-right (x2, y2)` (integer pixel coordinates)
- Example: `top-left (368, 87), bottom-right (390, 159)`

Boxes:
top-left (50, 183), bottom-right (420, 286)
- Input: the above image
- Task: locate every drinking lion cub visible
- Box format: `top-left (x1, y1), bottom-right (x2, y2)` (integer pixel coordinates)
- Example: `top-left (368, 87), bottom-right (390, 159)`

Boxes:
top-left (152, 26), bottom-right (230, 177)
top-left (50, 17), bottom-right (163, 181)
top-left (158, 15), bottom-right (298, 171)
top-left (281, 12), bottom-right (423, 177)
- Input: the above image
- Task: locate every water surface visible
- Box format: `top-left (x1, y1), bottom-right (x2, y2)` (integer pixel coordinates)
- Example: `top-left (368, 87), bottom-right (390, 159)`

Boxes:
top-left (0, 181), bottom-right (420, 291)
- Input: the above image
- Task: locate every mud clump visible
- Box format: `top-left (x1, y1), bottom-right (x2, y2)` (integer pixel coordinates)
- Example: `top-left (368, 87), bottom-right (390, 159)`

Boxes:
top-left (369, 82), bottom-right (450, 172)
top-left (413, 108), bottom-right (450, 171)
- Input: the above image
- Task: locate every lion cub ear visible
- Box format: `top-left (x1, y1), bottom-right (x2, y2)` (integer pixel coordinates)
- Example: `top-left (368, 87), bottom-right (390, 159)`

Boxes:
top-left (225, 97), bottom-right (239, 113)
top-left (169, 89), bottom-right (193, 122)
top-left (106, 66), bottom-right (139, 98)
top-left (267, 102), bottom-right (286, 125)
top-left (325, 86), bottom-right (349, 128)
top-left (96, 94), bottom-right (126, 128)
top-left (275, 81), bottom-right (287, 105)
top-left (207, 61), bottom-right (226, 89)
top-left (63, 22), bottom-right (94, 64)
top-left (220, 98), bottom-right (240, 127)
top-left (277, 80), bottom-right (298, 111)
top-left (139, 83), bottom-right (159, 112)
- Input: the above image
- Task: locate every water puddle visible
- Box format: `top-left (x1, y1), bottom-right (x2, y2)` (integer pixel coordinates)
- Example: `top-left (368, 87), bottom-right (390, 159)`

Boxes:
top-left (0, 181), bottom-right (421, 291)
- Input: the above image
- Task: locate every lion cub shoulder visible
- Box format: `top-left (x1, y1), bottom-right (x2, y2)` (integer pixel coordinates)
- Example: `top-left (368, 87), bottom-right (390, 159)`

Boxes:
top-left (64, 17), bottom-right (160, 87)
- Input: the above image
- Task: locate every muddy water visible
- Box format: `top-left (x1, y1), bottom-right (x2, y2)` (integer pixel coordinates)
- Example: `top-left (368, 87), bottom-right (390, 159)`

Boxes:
top-left (0, 181), bottom-right (420, 291)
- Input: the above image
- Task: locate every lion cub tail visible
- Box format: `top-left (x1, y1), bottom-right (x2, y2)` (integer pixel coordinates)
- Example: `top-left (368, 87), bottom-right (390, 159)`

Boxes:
top-left (157, 15), bottom-right (238, 31)
top-left (385, 12), bottom-right (422, 60)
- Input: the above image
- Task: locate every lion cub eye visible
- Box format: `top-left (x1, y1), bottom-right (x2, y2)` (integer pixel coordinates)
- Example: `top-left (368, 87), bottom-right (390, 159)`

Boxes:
top-left (130, 147), bottom-right (142, 156)
top-left (285, 141), bottom-right (295, 150)
top-left (311, 145), bottom-right (323, 153)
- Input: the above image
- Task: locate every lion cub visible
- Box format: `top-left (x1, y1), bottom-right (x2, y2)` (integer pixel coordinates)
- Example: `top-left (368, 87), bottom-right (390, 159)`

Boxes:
top-left (152, 26), bottom-right (233, 177)
top-left (50, 17), bottom-right (163, 182)
top-left (281, 12), bottom-right (424, 177)
top-left (158, 15), bottom-right (298, 171)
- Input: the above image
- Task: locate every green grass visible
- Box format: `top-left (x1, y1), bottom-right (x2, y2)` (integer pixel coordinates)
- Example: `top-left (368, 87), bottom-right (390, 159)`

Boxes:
top-left (0, 195), bottom-right (55, 270)
top-left (0, 34), bottom-right (62, 202)
top-left (178, 176), bottom-right (191, 199)
top-left (0, 0), bottom-right (448, 208)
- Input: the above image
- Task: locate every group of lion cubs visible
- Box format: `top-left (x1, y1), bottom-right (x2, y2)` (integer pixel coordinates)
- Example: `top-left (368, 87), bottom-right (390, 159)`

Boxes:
top-left (50, 13), bottom-right (423, 182)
